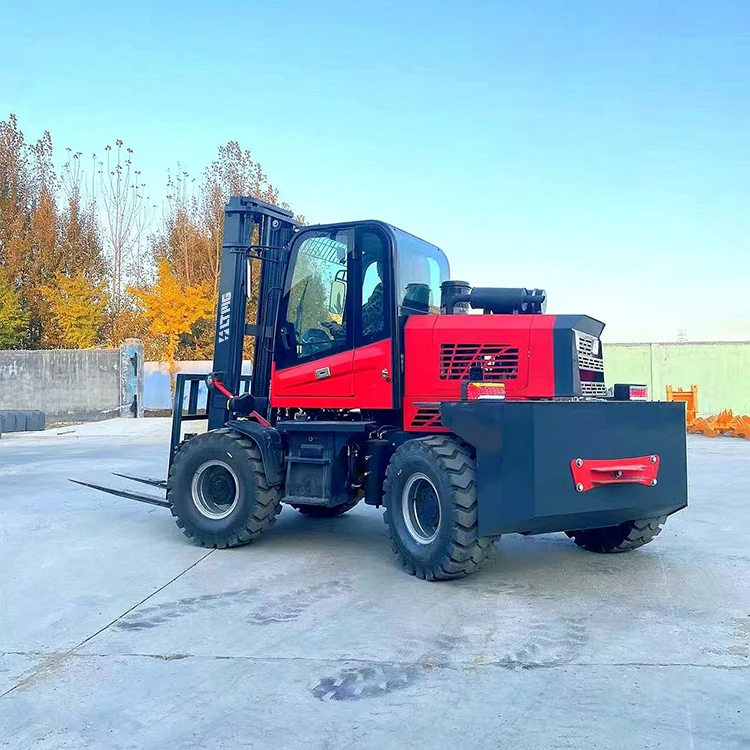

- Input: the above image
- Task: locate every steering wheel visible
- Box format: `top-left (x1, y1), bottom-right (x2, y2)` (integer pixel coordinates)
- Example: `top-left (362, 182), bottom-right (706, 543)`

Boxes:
top-left (299, 328), bottom-right (331, 357)
top-left (321, 320), bottom-right (345, 340)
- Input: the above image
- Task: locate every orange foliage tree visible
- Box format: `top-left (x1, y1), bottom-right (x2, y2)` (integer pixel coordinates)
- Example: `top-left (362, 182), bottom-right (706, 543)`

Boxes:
top-left (127, 257), bottom-right (213, 376)
top-left (0, 114), bottom-right (298, 360)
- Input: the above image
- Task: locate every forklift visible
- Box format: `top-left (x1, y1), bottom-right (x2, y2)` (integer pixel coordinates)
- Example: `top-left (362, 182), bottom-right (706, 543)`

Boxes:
top-left (77, 196), bottom-right (688, 580)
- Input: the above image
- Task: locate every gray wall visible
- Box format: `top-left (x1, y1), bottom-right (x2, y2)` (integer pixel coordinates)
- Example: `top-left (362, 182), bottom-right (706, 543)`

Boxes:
top-left (0, 342), bottom-right (144, 422)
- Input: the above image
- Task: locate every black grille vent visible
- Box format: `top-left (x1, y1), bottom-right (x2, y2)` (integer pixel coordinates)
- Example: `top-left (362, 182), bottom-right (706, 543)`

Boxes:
top-left (410, 407), bottom-right (442, 428)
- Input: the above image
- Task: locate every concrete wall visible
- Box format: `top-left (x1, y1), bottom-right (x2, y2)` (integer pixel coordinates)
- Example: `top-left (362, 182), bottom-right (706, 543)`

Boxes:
top-left (0, 341), bottom-right (144, 422)
top-left (604, 342), bottom-right (750, 416)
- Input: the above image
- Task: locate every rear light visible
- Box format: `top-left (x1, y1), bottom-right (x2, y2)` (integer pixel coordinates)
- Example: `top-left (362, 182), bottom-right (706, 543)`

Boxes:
top-left (612, 383), bottom-right (648, 401)
top-left (465, 382), bottom-right (506, 401)
top-left (628, 385), bottom-right (648, 401)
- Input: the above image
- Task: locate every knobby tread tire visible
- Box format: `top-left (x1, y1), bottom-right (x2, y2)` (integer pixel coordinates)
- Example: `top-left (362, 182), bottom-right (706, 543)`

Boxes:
top-left (167, 428), bottom-right (282, 548)
top-left (383, 435), bottom-right (495, 581)
top-left (292, 497), bottom-right (360, 518)
top-left (565, 515), bottom-right (668, 553)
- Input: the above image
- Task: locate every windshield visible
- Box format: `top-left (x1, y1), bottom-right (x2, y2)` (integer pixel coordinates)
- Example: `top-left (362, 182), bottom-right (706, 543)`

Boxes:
top-left (392, 227), bottom-right (449, 315)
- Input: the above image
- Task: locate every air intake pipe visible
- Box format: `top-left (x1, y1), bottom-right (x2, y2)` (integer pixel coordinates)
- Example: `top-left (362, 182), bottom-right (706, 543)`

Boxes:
top-left (441, 281), bottom-right (547, 315)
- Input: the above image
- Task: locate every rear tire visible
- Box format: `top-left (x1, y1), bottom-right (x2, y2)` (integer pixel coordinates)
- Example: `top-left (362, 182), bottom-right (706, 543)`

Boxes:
top-left (565, 516), bottom-right (667, 553)
top-left (292, 497), bottom-right (360, 518)
top-left (167, 429), bottom-right (282, 548)
top-left (383, 436), bottom-right (495, 580)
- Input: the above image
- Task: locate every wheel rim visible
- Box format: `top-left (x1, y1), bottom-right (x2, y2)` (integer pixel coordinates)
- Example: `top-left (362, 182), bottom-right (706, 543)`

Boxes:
top-left (401, 472), bottom-right (441, 544)
top-left (191, 460), bottom-right (240, 520)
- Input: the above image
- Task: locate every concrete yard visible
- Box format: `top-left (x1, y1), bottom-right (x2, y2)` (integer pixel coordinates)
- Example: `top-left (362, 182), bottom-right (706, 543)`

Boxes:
top-left (1, 419), bottom-right (749, 749)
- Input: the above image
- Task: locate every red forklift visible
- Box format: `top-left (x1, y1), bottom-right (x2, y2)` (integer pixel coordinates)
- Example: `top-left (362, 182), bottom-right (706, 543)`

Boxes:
top-left (77, 196), bottom-right (688, 580)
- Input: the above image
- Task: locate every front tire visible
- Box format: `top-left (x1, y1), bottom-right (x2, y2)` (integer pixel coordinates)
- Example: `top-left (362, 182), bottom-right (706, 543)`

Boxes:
top-left (383, 436), bottom-right (495, 580)
top-left (565, 516), bottom-right (667, 553)
top-left (167, 429), bottom-right (282, 548)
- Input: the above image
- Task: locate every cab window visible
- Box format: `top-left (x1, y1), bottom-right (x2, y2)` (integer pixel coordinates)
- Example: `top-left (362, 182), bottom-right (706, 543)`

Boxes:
top-left (393, 228), bottom-right (449, 314)
top-left (283, 230), bottom-right (352, 363)
top-left (359, 227), bottom-right (390, 345)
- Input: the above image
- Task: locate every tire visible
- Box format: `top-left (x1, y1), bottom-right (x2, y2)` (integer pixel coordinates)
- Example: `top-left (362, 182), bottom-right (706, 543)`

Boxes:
top-left (0, 412), bottom-right (16, 433)
top-left (383, 436), bottom-right (495, 580)
top-left (565, 516), bottom-right (667, 553)
top-left (167, 428), bottom-right (282, 548)
top-left (22, 410), bottom-right (45, 431)
top-left (292, 497), bottom-right (360, 518)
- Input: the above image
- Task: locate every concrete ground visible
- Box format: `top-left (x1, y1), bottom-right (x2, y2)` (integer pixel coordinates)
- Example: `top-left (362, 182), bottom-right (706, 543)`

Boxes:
top-left (1, 419), bottom-right (748, 749)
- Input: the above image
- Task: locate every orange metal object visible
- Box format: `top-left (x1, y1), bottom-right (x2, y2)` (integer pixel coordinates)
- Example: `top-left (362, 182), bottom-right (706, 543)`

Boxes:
top-left (666, 384), bottom-right (698, 422)
top-left (667, 384), bottom-right (750, 439)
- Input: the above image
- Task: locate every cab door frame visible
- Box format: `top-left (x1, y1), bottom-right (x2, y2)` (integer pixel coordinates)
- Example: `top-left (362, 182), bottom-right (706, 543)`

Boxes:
top-left (271, 222), bottom-right (396, 410)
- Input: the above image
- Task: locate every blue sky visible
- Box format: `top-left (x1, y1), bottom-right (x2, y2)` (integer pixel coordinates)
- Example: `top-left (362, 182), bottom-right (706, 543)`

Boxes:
top-left (2, 0), bottom-right (749, 342)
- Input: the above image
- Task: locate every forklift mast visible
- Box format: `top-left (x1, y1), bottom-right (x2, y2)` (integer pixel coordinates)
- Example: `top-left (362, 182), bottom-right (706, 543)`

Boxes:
top-left (207, 196), bottom-right (297, 430)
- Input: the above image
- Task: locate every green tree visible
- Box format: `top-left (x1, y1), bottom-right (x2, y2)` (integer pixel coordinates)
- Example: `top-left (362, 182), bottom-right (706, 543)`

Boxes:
top-left (0, 270), bottom-right (29, 348)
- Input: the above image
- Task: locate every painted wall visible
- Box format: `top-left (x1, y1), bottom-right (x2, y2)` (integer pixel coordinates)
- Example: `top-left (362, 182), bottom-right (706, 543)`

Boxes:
top-left (604, 342), bottom-right (750, 416)
top-left (144, 360), bottom-right (252, 411)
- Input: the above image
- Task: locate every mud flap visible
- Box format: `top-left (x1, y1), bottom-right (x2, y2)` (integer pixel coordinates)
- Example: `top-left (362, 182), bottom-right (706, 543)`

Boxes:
top-left (440, 400), bottom-right (688, 537)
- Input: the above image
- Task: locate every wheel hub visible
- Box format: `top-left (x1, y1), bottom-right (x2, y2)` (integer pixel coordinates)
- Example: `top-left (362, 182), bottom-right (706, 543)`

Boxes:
top-left (402, 473), bottom-right (441, 544)
top-left (191, 460), bottom-right (240, 520)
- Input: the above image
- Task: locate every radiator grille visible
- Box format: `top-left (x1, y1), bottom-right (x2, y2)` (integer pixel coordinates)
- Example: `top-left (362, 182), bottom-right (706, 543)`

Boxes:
top-left (575, 333), bottom-right (604, 372)
top-left (577, 352), bottom-right (604, 372)
top-left (410, 407), bottom-right (442, 428)
top-left (580, 382), bottom-right (608, 397)
top-left (440, 343), bottom-right (520, 381)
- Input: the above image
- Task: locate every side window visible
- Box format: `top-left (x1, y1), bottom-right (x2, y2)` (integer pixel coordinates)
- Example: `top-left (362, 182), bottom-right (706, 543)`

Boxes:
top-left (359, 228), bottom-right (389, 345)
top-left (284, 231), bottom-right (351, 362)
top-left (394, 230), bottom-right (449, 315)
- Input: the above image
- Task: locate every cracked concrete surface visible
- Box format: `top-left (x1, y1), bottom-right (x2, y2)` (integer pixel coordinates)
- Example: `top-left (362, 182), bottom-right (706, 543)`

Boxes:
top-left (1, 419), bottom-right (749, 748)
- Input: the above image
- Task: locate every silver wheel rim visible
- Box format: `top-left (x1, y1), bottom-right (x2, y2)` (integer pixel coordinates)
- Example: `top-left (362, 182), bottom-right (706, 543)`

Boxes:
top-left (191, 460), bottom-right (240, 520)
top-left (401, 472), bottom-right (441, 544)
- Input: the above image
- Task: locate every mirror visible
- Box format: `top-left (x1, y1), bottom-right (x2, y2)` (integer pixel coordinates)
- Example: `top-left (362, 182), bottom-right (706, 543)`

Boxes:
top-left (329, 278), bottom-right (346, 315)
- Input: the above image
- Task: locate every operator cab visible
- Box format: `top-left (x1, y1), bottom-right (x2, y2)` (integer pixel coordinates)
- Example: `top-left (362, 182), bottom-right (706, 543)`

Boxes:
top-left (272, 222), bottom-right (449, 410)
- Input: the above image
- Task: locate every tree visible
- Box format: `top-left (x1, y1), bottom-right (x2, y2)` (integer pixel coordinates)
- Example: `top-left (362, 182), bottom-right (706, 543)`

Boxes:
top-left (40, 272), bottom-right (109, 348)
top-left (19, 131), bottom-right (60, 347)
top-left (0, 114), bottom-right (30, 283)
top-left (98, 139), bottom-right (153, 315)
top-left (150, 147), bottom-right (296, 359)
top-left (60, 148), bottom-right (106, 282)
top-left (0, 270), bottom-right (29, 348)
top-left (127, 257), bottom-right (213, 376)
top-left (200, 142), bottom-right (285, 296)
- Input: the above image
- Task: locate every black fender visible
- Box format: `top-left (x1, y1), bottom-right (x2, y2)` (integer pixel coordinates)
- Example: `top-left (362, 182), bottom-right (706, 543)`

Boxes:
top-left (225, 419), bottom-right (284, 486)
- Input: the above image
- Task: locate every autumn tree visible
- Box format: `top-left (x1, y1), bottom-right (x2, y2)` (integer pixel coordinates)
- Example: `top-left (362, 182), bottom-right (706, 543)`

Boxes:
top-left (127, 257), bottom-right (213, 376)
top-left (98, 140), bottom-right (155, 340)
top-left (200, 141), bottom-right (285, 295)
top-left (8, 130), bottom-right (60, 347)
top-left (60, 149), bottom-right (106, 282)
top-left (40, 273), bottom-right (109, 348)
top-left (155, 167), bottom-right (212, 289)
top-left (0, 114), bottom-right (299, 359)
top-left (0, 115), bottom-right (30, 285)
top-left (0, 269), bottom-right (28, 348)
